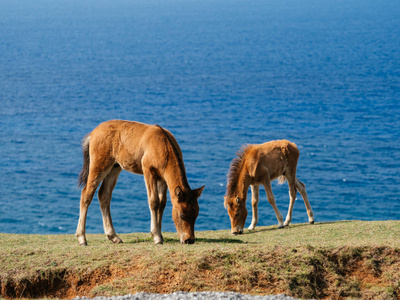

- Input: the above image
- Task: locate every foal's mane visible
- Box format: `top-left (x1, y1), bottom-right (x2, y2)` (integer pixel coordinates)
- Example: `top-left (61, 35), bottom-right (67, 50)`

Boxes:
top-left (155, 125), bottom-right (189, 186)
top-left (226, 145), bottom-right (250, 198)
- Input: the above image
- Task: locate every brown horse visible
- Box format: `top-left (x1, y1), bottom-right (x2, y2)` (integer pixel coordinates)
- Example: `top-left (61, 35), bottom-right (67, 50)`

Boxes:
top-left (224, 140), bottom-right (314, 234)
top-left (76, 120), bottom-right (204, 245)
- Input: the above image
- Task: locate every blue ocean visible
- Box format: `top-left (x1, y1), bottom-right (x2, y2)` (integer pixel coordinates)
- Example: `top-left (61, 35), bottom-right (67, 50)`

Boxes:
top-left (1, 0), bottom-right (399, 235)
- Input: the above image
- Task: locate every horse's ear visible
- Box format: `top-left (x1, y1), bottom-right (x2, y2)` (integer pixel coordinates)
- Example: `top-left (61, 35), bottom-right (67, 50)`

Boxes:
top-left (224, 196), bottom-right (228, 209)
top-left (236, 197), bottom-right (240, 205)
top-left (175, 186), bottom-right (184, 202)
top-left (193, 185), bottom-right (205, 199)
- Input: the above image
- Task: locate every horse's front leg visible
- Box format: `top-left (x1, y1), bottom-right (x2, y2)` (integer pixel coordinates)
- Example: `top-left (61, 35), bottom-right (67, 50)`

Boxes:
top-left (144, 170), bottom-right (164, 244)
top-left (248, 185), bottom-right (259, 230)
top-left (156, 180), bottom-right (168, 241)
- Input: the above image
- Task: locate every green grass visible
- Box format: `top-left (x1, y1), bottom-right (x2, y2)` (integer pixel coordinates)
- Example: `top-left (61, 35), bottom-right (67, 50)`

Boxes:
top-left (1, 220), bottom-right (400, 299)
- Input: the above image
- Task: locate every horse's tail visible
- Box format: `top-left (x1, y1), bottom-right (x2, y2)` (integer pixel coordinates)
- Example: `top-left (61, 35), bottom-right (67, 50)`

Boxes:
top-left (278, 175), bottom-right (286, 185)
top-left (78, 134), bottom-right (91, 188)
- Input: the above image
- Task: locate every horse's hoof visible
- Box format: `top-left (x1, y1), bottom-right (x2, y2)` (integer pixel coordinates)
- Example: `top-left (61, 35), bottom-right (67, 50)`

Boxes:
top-left (77, 236), bottom-right (87, 246)
top-left (112, 237), bottom-right (123, 244)
top-left (154, 237), bottom-right (164, 245)
top-left (107, 234), bottom-right (123, 244)
top-left (278, 224), bottom-right (285, 229)
top-left (309, 220), bottom-right (315, 224)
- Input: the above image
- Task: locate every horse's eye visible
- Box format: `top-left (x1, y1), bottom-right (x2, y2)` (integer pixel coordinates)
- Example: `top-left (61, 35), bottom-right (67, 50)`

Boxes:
top-left (180, 213), bottom-right (186, 220)
top-left (234, 211), bottom-right (239, 217)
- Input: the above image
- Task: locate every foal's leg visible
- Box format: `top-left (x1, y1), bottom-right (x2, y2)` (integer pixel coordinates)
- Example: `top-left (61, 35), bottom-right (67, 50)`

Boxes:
top-left (295, 178), bottom-right (314, 224)
top-left (156, 180), bottom-right (168, 242)
top-left (263, 180), bottom-right (284, 228)
top-left (248, 185), bottom-right (259, 230)
top-left (284, 179), bottom-right (297, 227)
top-left (76, 171), bottom-right (106, 246)
top-left (98, 166), bottom-right (123, 244)
top-left (144, 170), bottom-right (163, 244)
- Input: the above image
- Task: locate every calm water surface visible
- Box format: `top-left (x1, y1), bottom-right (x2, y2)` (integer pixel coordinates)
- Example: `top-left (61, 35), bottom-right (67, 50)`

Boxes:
top-left (0, 0), bottom-right (399, 235)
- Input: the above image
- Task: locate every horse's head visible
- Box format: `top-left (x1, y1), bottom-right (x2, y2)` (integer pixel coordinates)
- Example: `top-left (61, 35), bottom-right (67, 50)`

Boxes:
top-left (224, 196), bottom-right (248, 234)
top-left (172, 186), bottom-right (204, 244)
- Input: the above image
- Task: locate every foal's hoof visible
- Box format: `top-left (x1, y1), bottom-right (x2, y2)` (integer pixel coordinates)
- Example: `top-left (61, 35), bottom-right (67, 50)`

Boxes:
top-left (153, 237), bottom-right (164, 245)
top-left (113, 238), bottom-right (124, 244)
top-left (309, 220), bottom-right (315, 225)
top-left (108, 235), bottom-right (123, 244)
top-left (77, 236), bottom-right (88, 246)
top-left (278, 224), bottom-right (285, 229)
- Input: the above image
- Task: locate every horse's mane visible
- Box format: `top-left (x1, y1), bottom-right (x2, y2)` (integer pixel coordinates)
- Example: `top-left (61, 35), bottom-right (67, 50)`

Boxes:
top-left (155, 124), bottom-right (189, 187)
top-left (226, 145), bottom-right (250, 198)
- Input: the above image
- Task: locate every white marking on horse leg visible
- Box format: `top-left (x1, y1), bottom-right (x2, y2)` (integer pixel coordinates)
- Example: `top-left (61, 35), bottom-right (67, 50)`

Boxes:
top-left (144, 171), bottom-right (163, 244)
top-left (263, 181), bottom-right (284, 228)
top-left (284, 183), bottom-right (297, 227)
top-left (76, 183), bottom-right (98, 245)
top-left (296, 178), bottom-right (314, 224)
top-left (248, 185), bottom-right (259, 230)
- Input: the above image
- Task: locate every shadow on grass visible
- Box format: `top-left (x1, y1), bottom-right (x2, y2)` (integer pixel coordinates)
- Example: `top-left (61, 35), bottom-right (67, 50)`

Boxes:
top-left (244, 220), bottom-right (353, 235)
top-left (122, 221), bottom-right (355, 243)
top-left (124, 237), bottom-right (153, 244)
top-left (196, 237), bottom-right (244, 244)
top-left (162, 237), bottom-right (245, 244)
top-left (124, 237), bottom-right (245, 244)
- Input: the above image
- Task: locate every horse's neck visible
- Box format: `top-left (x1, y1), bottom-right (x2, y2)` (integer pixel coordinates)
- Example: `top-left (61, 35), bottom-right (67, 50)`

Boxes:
top-left (236, 170), bottom-right (251, 200)
top-left (164, 156), bottom-right (190, 193)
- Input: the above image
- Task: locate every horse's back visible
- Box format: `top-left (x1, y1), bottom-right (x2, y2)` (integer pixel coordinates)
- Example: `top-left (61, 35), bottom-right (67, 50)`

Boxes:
top-left (92, 120), bottom-right (150, 136)
top-left (249, 140), bottom-right (300, 180)
top-left (258, 140), bottom-right (299, 160)
top-left (88, 120), bottom-right (170, 174)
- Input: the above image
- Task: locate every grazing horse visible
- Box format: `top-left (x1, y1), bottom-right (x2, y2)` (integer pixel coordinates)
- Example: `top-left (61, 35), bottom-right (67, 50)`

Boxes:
top-left (76, 120), bottom-right (204, 245)
top-left (224, 140), bottom-right (314, 234)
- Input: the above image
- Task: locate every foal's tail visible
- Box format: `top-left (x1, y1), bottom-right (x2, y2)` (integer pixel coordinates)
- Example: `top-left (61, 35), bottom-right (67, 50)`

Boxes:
top-left (278, 175), bottom-right (286, 185)
top-left (78, 134), bottom-right (91, 188)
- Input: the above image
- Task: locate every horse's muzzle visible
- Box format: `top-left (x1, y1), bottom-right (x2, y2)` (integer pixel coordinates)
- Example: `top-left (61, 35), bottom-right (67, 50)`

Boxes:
top-left (183, 238), bottom-right (195, 244)
top-left (180, 233), bottom-right (195, 244)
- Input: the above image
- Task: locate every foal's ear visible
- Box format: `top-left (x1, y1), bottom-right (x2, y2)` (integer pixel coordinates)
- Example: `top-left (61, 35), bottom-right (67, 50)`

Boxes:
top-left (193, 185), bottom-right (205, 199)
top-left (175, 186), bottom-right (184, 202)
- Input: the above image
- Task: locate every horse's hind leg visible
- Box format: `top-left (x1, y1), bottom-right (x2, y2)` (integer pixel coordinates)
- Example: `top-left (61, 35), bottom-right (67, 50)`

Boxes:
top-left (76, 172), bottom-right (104, 246)
top-left (98, 165), bottom-right (123, 244)
top-left (263, 179), bottom-right (284, 229)
top-left (248, 185), bottom-right (259, 230)
top-left (296, 178), bottom-right (314, 224)
top-left (284, 178), bottom-right (297, 227)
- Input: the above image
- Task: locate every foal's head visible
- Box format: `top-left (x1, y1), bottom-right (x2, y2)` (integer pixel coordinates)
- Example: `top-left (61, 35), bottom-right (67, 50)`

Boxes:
top-left (172, 186), bottom-right (204, 244)
top-left (224, 196), bottom-right (248, 234)
top-left (225, 146), bottom-right (249, 234)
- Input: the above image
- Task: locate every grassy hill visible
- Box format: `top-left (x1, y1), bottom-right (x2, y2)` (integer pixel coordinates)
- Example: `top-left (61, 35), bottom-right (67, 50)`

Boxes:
top-left (1, 221), bottom-right (399, 299)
